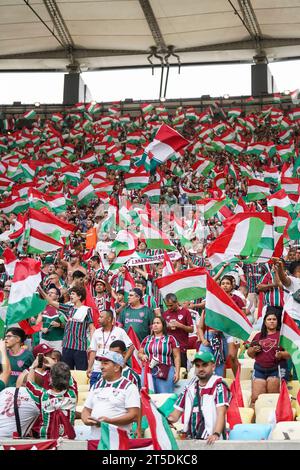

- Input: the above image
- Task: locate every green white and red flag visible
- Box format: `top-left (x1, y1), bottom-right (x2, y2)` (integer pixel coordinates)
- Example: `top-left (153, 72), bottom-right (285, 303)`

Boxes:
top-left (276, 142), bottom-right (295, 161)
top-left (154, 267), bottom-right (207, 302)
top-left (205, 274), bottom-right (252, 340)
top-left (245, 142), bottom-right (265, 156)
top-left (196, 196), bottom-right (227, 220)
top-left (206, 212), bottom-right (274, 267)
top-left (124, 169), bottom-right (149, 189)
top-left (23, 109), bottom-right (36, 120)
top-left (191, 158), bottom-right (215, 177)
top-left (141, 389), bottom-right (178, 450)
top-left (141, 219), bottom-right (175, 251)
top-left (28, 208), bottom-right (75, 240)
top-left (72, 179), bottom-right (96, 206)
top-left (6, 258), bottom-right (47, 326)
top-left (162, 250), bottom-right (175, 277)
top-left (141, 103), bottom-right (154, 114)
top-left (289, 107), bottom-right (300, 121)
top-left (213, 174), bottom-right (226, 190)
top-left (225, 141), bottom-right (244, 156)
top-left (127, 326), bottom-right (142, 374)
top-left (279, 311), bottom-right (300, 380)
top-left (246, 179), bottom-right (270, 201)
top-left (0, 197), bottom-right (29, 215)
top-left (27, 228), bottom-right (64, 254)
top-left (94, 181), bottom-right (114, 194)
top-left (228, 108), bottom-right (242, 119)
top-left (140, 182), bottom-right (161, 203)
top-left (110, 230), bottom-right (138, 255)
top-left (3, 247), bottom-right (17, 277)
top-left (262, 166), bottom-right (280, 183)
top-left (80, 151), bottom-right (99, 165)
top-left (280, 177), bottom-right (300, 194)
top-left (139, 124), bottom-right (189, 171)
top-left (267, 189), bottom-right (294, 213)
top-left (51, 113), bottom-right (63, 123)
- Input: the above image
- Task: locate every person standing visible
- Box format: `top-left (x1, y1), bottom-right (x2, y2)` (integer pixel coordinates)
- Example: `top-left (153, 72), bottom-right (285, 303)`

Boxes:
top-left (163, 293), bottom-right (193, 369)
top-left (118, 288), bottom-right (154, 342)
top-left (5, 328), bottom-right (34, 387)
top-left (87, 310), bottom-right (134, 387)
top-left (35, 287), bottom-right (64, 353)
top-left (81, 351), bottom-right (140, 440)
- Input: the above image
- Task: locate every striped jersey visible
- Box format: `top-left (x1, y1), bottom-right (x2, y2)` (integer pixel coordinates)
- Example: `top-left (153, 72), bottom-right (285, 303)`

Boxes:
top-left (243, 263), bottom-right (269, 293)
top-left (92, 375), bottom-right (133, 392)
top-left (140, 334), bottom-right (179, 365)
top-left (93, 294), bottom-right (111, 312)
top-left (27, 380), bottom-right (77, 439)
top-left (59, 303), bottom-right (93, 351)
top-left (258, 271), bottom-right (284, 307)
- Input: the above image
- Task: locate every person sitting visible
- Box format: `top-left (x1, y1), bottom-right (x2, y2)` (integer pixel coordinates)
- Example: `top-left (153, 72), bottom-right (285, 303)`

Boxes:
top-left (247, 310), bottom-right (290, 407)
top-left (168, 351), bottom-right (231, 444)
top-left (138, 317), bottom-right (181, 393)
top-left (26, 362), bottom-right (77, 439)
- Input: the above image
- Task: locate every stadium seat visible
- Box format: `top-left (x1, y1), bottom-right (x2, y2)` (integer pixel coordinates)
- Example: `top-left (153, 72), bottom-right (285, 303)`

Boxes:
top-left (78, 384), bottom-right (90, 392)
top-left (270, 421), bottom-right (300, 440)
top-left (241, 390), bottom-right (251, 407)
top-left (77, 391), bottom-right (89, 406)
top-left (255, 393), bottom-right (280, 413)
top-left (226, 366), bottom-right (253, 380)
top-left (71, 370), bottom-right (89, 385)
top-left (239, 407), bottom-right (254, 424)
top-left (238, 358), bottom-right (255, 368)
top-left (255, 407), bottom-right (296, 424)
top-left (240, 380), bottom-right (252, 391)
top-left (186, 349), bottom-right (196, 362)
top-left (229, 423), bottom-right (272, 441)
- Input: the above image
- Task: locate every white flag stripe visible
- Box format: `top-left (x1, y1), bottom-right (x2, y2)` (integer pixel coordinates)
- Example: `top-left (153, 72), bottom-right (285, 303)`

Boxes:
top-left (281, 323), bottom-right (300, 344)
top-left (208, 291), bottom-right (253, 334)
top-left (158, 275), bottom-right (206, 297)
top-left (9, 273), bottom-right (41, 304)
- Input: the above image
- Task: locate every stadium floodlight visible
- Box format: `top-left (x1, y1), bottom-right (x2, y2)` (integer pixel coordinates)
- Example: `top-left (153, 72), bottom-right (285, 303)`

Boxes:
top-left (91, 100), bottom-right (97, 105)
top-left (284, 90), bottom-right (291, 95)
top-left (223, 94), bottom-right (230, 99)
top-left (34, 102), bottom-right (40, 107)
top-left (159, 97), bottom-right (166, 102)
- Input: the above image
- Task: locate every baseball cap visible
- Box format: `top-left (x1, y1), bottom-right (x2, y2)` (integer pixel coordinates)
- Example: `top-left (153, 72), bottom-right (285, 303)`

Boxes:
top-left (192, 351), bottom-right (215, 364)
top-left (95, 279), bottom-right (106, 285)
top-left (97, 351), bottom-right (124, 367)
top-left (33, 343), bottom-right (54, 358)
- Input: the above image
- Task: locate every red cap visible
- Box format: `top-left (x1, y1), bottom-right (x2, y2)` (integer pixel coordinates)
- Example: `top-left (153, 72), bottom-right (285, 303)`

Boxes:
top-left (33, 343), bottom-right (54, 358)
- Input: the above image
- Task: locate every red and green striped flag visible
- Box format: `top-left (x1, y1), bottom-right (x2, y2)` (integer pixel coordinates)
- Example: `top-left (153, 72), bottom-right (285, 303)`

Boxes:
top-left (205, 274), bottom-right (252, 340)
top-left (140, 182), bottom-right (161, 203)
top-left (72, 179), bottom-right (96, 206)
top-left (154, 267), bottom-right (207, 302)
top-left (246, 179), bottom-right (270, 201)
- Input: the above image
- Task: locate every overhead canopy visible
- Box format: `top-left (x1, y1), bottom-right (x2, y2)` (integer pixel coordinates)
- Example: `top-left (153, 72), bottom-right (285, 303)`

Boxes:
top-left (1, 0), bottom-right (300, 71)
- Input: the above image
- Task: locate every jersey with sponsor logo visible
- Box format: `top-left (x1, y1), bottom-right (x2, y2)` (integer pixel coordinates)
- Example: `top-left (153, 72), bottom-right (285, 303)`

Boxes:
top-left (118, 306), bottom-right (154, 342)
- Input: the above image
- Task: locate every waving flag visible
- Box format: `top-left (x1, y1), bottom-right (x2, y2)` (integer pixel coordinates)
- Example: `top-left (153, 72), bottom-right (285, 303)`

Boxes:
top-left (138, 124), bottom-right (189, 171)
top-left (28, 208), bottom-right (75, 240)
top-left (196, 196), bottom-right (227, 220)
top-left (155, 267), bottom-right (206, 302)
top-left (207, 212), bottom-right (274, 267)
top-left (281, 177), bottom-right (300, 194)
top-left (246, 179), bottom-right (270, 201)
top-left (27, 228), bottom-right (64, 254)
top-left (3, 248), bottom-right (17, 277)
top-left (162, 250), bottom-right (175, 277)
top-left (72, 179), bottom-right (96, 206)
top-left (127, 326), bottom-right (142, 374)
top-left (267, 189), bottom-right (294, 213)
top-left (205, 274), bottom-right (252, 340)
top-left (6, 258), bottom-right (47, 326)
top-left (279, 311), bottom-right (300, 380)
top-left (140, 182), bottom-right (161, 203)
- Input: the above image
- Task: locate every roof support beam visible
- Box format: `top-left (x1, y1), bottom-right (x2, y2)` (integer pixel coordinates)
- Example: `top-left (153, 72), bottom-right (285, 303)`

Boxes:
top-left (138, 0), bottom-right (167, 51)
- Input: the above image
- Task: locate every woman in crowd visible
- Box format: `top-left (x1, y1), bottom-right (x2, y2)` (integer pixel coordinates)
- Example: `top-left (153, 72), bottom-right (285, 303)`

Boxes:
top-left (138, 317), bottom-right (181, 393)
top-left (247, 310), bottom-right (290, 407)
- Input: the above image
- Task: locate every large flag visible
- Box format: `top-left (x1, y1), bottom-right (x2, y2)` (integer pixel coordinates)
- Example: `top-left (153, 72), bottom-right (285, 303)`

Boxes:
top-left (154, 267), bottom-right (206, 302)
top-left (98, 423), bottom-right (131, 450)
top-left (141, 389), bottom-right (178, 450)
top-left (196, 196), bottom-right (227, 220)
top-left (267, 189), bottom-right (294, 213)
top-left (6, 258), bottom-right (47, 326)
top-left (27, 228), bottom-right (64, 254)
top-left (139, 124), bottom-right (189, 171)
top-left (206, 212), bottom-right (274, 267)
top-left (281, 177), bottom-right (300, 194)
top-left (124, 169), bottom-right (149, 189)
top-left (205, 274), bottom-right (252, 340)
top-left (279, 311), bottom-right (300, 380)
top-left (28, 208), bottom-right (75, 241)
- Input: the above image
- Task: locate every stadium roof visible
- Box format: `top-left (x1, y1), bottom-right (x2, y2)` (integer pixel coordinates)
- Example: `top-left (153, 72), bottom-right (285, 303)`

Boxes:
top-left (1, 0), bottom-right (300, 72)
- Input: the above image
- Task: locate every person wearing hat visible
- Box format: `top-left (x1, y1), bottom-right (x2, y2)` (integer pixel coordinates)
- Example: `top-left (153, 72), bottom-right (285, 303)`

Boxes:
top-left (168, 351), bottom-right (231, 444)
top-left (81, 350), bottom-right (140, 440)
top-left (93, 279), bottom-right (112, 315)
top-left (5, 327), bottom-right (34, 387)
top-left (118, 288), bottom-right (155, 342)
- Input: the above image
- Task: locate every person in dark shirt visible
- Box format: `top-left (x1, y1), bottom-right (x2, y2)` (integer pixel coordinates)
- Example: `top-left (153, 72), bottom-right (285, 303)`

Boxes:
top-left (163, 293), bottom-right (193, 369)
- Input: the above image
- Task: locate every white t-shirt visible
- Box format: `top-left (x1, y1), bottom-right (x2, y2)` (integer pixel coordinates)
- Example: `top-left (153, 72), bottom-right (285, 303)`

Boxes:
top-left (90, 326), bottom-right (133, 372)
top-left (283, 276), bottom-right (300, 321)
top-left (0, 387), bottom-right (39, 438)
top-left (84, 378), bottom-right (140, 439)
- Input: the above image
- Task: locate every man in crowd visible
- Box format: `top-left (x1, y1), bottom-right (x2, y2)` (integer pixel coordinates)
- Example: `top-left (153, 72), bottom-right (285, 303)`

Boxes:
top-left (81, 351), bottom-right (140, 440)
top-left (118, 288), bottom-right (154, 342)
top-left (168, 352), bottom-right (231, 443)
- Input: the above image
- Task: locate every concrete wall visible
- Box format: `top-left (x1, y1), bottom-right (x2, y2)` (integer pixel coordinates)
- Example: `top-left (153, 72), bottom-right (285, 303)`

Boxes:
top-left (1, 439), bottom-right (300, 450)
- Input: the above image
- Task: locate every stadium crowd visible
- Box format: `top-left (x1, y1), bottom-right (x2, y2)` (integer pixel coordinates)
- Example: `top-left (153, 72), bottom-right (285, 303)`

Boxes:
top-left (0, 97), bottom-right (300, 446)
